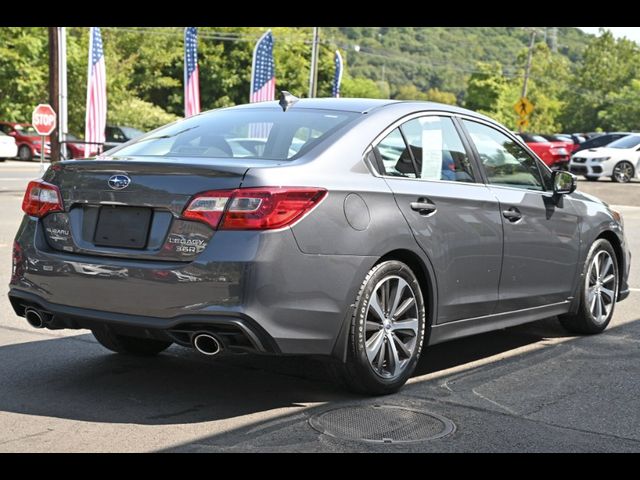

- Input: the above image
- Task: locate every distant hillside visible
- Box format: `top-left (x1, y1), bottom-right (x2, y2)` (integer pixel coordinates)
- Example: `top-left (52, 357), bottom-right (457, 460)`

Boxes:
top-left (323, 27), bottom-right (591, 101)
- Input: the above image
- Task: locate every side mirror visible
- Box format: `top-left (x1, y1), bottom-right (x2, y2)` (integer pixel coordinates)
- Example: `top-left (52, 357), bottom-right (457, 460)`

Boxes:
top-left (553, 170), bottom-right (577, 195)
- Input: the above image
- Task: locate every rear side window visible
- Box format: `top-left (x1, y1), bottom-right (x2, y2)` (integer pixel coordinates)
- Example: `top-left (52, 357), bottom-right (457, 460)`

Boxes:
top-left (375, 128), bottom-right (417, 178)
top-left (373, 116), bottom-right (475, 183)
top-left (400, 117), bottom-right (475, 182)
top-left (108, 108), bottom-right (358, 161)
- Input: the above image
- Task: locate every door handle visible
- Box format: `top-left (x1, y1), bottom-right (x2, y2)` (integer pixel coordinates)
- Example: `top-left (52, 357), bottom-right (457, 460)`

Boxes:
top-left (410, 199), bottom-right (437, 216)
top-left (502, 207), bottom-right (522, 222)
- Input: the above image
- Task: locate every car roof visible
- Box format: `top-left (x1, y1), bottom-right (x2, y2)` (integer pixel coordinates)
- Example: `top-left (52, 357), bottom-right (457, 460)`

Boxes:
top-left (227, 98), bottom-right (399, 113)
top-left (222, 98), bottom-right (481, 117)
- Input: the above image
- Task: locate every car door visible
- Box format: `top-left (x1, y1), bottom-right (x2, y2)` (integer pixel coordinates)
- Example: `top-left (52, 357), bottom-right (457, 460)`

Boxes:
top-left (372, 114), bottom-right (503, 323)
top-left (461, 119), bottom-right (581, 313)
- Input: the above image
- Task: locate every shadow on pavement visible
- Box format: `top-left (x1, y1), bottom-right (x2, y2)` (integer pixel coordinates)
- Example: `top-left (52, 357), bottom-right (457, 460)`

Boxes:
top-left (155, 317), bottom-right (640, 452)
top-left (0, 316), bottom-right (568, 427)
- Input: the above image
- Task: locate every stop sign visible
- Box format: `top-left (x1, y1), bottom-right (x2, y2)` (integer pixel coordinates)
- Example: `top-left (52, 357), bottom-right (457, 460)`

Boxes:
top-left (31, 104), bottom-right (57, 136)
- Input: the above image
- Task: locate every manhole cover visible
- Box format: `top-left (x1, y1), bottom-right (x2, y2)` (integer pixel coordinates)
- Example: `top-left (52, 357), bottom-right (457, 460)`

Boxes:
top-left (309, 405), bottom-right (455, 444)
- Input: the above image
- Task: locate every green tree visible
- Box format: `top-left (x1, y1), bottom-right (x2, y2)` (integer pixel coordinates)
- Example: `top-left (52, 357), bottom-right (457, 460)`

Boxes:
top-left (464, 62), bottom-right (507, 113)
top-left (394, 84), bottom-right (429, 100)
top-left (561, 30), bottom-right (640, 131)
top-left (109, 97), bottom-right (180, 131)
top-left (423, 88), bottom-right (457, 105)
top-left (0, 27), bottom-right (48, 122)
top-left (518, 43), bottom-right (570, 133)
top-left (598, 79), bottom-right (640, 130)
top-left (393, 85), bottom-right (456, 104)
top-left (341, 75), bottom-right (387, 98)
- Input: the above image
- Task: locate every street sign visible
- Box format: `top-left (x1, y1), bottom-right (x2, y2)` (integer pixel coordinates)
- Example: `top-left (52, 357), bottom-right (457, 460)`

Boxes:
top-left (516, 118), bottom-right (530, 129)
top-left (514, 97), bottom-right (534, 117)
top-left (31, 104), bottom-right (56, 173)
top-left (32, 104), bottom-right (57, 136)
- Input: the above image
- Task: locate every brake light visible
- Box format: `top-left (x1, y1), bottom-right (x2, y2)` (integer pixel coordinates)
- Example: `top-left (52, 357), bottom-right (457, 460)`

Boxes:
top-left (182, 187), bottom-right (327, 230)
top-left (22, 180), bottom-right (64, 217)
top-left (181, 190), bottom-right (234, 229)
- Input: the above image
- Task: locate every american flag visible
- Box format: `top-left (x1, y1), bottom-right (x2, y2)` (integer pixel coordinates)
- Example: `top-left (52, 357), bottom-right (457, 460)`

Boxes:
top-left (84, 27), bottom-right (107, 157)
top-left (250, 30), bottom-right (275, 103)
top-left (184, 27), bottom-right (200, 118)
top-left (332, 50), bottom-right (344, 98)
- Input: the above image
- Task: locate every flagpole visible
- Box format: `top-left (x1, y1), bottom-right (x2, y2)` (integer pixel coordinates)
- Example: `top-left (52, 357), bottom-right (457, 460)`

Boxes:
top-left (84, 28), bottom-right (94, 157)
top-left (184, 27), bottom-right (188, 117)
top-left (308, 27), bottom-right (319, 98)
top-left (58, 27), bottom-right (68, 160)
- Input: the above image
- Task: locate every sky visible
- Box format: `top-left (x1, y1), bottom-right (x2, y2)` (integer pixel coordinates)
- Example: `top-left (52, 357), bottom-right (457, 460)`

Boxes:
top-left (579, 27), bottom-right (640, 43)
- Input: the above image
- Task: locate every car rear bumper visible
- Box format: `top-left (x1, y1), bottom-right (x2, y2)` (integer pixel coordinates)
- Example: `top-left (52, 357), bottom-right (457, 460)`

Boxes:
top-left (10, 216), bottom-right (375, 356)
top-left (8, 287), bottom-right (279, 353)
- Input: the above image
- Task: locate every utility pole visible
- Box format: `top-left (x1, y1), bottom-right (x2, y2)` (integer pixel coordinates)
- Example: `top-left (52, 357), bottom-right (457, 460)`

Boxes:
top-left (550, 27), bottom-right (558, 53)
top-left (308, 27), bottom-right (320, 98)
top-left (48, 27), bottom-right (61, 163)
top-left (521, 29), bottom-right (536, 100)
top-left (58, 27), bottom-right (68, 161)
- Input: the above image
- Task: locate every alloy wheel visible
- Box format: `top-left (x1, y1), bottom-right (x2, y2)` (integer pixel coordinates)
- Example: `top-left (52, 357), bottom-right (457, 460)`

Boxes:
top-left (613, 161), bottom-right (634, 183)
top-left (586, 250), bottom-right (617, 325)
top-left (365, 275), bottom-right (419, 379)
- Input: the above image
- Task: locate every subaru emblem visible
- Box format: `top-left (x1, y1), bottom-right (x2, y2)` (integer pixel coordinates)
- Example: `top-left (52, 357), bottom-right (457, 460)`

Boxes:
top-left (108, 174), bottom-right (131, 190)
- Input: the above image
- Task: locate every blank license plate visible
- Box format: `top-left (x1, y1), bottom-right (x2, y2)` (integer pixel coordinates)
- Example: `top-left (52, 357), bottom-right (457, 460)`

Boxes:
top-left (94, 206), bottom-right (152, 249)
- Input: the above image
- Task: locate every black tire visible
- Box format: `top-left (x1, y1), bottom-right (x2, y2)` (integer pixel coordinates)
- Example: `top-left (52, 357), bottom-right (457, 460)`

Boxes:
top-left (611, 161), bottom-right (635, 183)
top-left (559, 239), bottom-right (619, 334)
top-left (92, 326), bottom-right (172, 356)
top-left (18, 145), bottom-right (33, 162)
top-left (584, 176), bottom-right (599, 181)
top-left (334, 260), bottom-right (427, 395)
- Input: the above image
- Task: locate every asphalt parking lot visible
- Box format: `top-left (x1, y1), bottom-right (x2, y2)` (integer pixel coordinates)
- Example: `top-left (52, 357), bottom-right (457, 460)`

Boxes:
top-left (0, 160), bottom-right (638, 452)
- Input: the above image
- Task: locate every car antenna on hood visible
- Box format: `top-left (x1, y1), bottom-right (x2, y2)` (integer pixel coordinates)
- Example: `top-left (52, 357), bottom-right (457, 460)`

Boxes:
top-left (279, 91), bottom-right (299, 112)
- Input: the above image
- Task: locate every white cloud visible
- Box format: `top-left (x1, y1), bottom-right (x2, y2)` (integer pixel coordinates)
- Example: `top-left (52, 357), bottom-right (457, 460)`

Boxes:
top-left (579, 27), bottom-right (640, 43)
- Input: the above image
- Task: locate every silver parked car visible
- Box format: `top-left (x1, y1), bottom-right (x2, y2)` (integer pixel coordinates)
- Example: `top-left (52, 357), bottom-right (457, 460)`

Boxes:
top-left (9, 98), bottom-right (631, 394)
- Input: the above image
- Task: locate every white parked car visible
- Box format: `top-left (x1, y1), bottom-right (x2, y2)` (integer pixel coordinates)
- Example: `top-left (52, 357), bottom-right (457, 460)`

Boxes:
top-left (0, 131), bottom-right (18, 161)
top-left (570, 134), bottom-right (640, 183)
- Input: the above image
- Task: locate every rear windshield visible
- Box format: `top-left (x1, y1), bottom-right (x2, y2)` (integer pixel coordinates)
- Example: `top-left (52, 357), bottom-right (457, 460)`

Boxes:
top-left (607, 135), bottom-right (640, 149)
top-left (108, 108), bottom-right (359, 161)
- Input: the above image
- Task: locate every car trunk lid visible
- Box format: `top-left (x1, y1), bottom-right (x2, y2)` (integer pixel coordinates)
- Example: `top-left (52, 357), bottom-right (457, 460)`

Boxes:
top-left (41, 158), bottom-right (249, 261)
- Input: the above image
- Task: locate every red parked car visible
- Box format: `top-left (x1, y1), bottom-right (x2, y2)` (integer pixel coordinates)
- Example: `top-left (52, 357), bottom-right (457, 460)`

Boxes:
top-left (63, 133), bottom-right (87, 159)
top-left (517, 133), bottom-right (570, 170)
top-left (0, 122), bottom-right (51, 161)
top-left (541, 134), bottom-right (581, 154)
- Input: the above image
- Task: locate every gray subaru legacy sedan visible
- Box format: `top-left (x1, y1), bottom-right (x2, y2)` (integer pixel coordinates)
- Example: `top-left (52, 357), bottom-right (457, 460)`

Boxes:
top-left (9, 98), bottom-right (631, 394)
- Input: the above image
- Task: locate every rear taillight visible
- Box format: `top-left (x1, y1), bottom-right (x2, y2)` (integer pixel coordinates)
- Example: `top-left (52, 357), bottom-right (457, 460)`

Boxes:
top-left (182, 187), bottom-right (327, 230)
top-left (22, 180), bottom-right (64, 217)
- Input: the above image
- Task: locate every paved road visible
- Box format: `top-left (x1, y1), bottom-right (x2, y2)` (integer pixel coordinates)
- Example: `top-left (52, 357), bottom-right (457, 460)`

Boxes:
top-left (0, 160), bottom-right (638, 452)
top-left (0, 160), bottom-right (48, 193)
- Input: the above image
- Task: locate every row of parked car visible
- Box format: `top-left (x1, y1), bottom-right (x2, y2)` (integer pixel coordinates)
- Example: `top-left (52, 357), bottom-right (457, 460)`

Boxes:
top-left (1, 119), bottom-right (638, 183)
top-left (0, 121), bottom-right (144, 162)
top-left (516, 131), bottom-right (639, 183)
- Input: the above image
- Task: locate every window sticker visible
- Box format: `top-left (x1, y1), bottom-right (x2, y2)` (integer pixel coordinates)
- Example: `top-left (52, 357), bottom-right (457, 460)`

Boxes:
top-left (421, 128), bottom-right (443, 180)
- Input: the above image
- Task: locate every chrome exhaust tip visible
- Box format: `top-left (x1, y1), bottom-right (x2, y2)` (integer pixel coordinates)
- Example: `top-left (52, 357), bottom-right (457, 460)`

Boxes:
top-left (25, 307), bottom-right (45, 329)
top-left (192, 333), bottom-right (223, 356)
